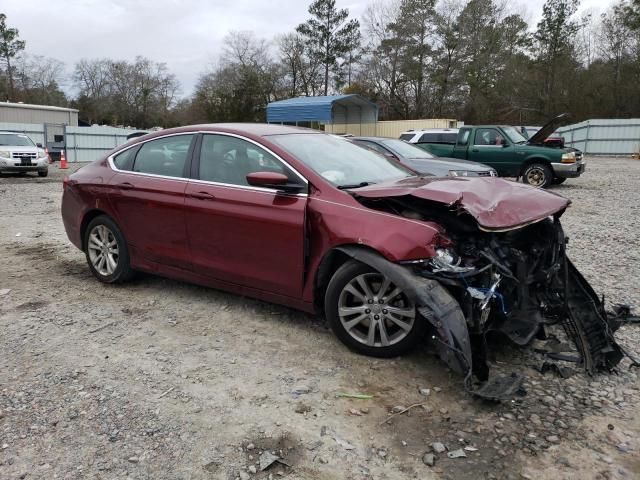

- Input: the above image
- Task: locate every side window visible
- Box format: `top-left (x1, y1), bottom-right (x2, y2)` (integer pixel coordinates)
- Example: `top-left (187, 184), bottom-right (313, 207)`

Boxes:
top-left (199, 135), bottom-right (295, 186)
top-left (457, 129), bottom-right (471, 146)
top-left (133, 135), bottom-right (193, 177)
top-left (113, 147), bottom-right (137, 171)
top-left (441, 133), bottom-right (458, 144)
top-left (474, 128), bottom-right (503, 146)
top-left (418, 133), bottom-right (438, 143)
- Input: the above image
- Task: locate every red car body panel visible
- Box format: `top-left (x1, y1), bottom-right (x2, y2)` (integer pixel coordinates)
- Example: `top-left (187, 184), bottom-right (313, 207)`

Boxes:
top-left (108, 172), bottom-right (190, 269)
top-left (61, 123), bottom-right (570, 315)
top-left (350, 176), bottom-right (570, 231)
top-left (184, 180), bottom-right (306, 298)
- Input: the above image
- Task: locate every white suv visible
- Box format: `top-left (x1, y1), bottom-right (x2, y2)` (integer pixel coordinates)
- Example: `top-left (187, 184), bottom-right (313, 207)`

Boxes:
top-left (399, 128), bottom-right (459, 145)
top-left (0, 131), bottom-right (49, 177)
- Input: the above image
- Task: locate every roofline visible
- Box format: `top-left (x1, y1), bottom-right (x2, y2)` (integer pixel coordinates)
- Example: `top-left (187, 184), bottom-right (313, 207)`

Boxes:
top-left (0, 101), bottom-right (79, 113)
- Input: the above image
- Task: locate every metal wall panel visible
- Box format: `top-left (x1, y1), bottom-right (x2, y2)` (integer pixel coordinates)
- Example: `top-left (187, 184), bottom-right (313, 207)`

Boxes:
top-left (0, 122), bottom-right (46, 146)
top-left (556, 119), bottom-right (640, 155)
top-left (0, 105), bottom-right (78, 126)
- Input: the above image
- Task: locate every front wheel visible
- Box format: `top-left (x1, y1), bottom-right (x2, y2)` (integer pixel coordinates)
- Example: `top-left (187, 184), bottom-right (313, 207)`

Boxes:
top-left (522, 163), bottom-right (553, 188)
top-left (38, 170), bottom-right (48, 177)
top-left (552, 177), bottom-right (566, 185)
top-left (84, 215), bottom-right (134, 283)
top-left (324, 260), bottom-right (425, 358)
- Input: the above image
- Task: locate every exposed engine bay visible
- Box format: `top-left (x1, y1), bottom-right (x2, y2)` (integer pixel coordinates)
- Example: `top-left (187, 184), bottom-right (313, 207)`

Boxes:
top-left (350, 194), bottom-right (635, 400)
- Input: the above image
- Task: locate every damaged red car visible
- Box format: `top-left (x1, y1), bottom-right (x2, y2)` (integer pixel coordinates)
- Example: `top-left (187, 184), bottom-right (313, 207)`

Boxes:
top-left (61, 124), bottom-right (627, 399)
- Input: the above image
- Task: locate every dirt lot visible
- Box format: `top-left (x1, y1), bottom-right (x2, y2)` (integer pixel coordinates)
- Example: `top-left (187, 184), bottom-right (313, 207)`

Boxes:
top-left (1, 160), bottom-right (639, 480)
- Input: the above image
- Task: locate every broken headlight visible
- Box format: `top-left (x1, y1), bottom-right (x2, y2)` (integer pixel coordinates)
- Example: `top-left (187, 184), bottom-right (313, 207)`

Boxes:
top-left (430, 248), bottom-right (475, 273)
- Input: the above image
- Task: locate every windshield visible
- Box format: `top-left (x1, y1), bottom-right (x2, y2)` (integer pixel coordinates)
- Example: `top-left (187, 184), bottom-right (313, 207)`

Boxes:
top-left (0, 133), bottom-right (35, 147)
top-left (267, 133), bottom-right (415, 187)
top-left (502, 127), bottom-right (528, 144)
top-left (380, 139), bottom-right (436, 159)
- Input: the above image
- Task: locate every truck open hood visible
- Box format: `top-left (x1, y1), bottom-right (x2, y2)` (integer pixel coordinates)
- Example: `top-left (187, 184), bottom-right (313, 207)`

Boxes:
top-left (527, 113), bottom-right (570, 145)
top-left (350, 176), bottom-right (570, 231)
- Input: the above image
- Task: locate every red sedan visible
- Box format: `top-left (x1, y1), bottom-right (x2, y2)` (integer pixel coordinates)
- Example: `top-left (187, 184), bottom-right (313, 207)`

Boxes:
top-left (62, 124), bottom-right (623, 398)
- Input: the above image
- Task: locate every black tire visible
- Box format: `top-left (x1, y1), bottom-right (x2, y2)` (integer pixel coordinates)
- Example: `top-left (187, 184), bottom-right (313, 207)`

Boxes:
top-left (324, 260), bottom-right (426, 358)
top-left (38, 170), bottom-right (48, 177)
top-left (522, 162), bottom-right (553, 188)
top-left (83, 215), bottom-right (135, 283)
top-left (552, 177), bottom-right (566, 185)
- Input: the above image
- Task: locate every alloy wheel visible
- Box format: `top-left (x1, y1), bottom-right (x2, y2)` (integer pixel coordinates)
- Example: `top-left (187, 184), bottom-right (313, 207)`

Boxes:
top-left (526, 166), bottom-right (546, 187)
top-left (337, 273), bottom-right (415, 347)
top-left (87, 224), bottom-right (119, 276)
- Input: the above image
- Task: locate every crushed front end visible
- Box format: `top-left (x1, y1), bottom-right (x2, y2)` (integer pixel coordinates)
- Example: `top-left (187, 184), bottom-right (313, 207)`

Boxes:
top-left (356, 191), bottom-right (627, 400)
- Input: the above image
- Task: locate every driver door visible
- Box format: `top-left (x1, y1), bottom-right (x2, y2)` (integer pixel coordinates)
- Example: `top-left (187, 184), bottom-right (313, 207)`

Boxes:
top-left (467, 128), bottom-right (514, 174)
top-left (184, 133), bottom-right (308, 298)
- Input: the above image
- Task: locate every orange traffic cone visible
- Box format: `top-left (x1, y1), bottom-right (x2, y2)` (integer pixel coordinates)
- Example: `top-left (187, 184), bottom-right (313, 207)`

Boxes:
top-left (59, 149), bottom-right (68, 169)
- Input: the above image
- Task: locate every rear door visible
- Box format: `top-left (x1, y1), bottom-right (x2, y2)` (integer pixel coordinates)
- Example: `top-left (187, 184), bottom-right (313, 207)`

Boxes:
top-left (184, 133), bottom-right (308, 298)
top-left (107, 133), bottom-right (195, 269)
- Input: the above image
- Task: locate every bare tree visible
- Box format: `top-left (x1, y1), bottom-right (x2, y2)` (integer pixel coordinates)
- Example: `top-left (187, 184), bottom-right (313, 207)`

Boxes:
top-left (0, 13), bottom-right (25, 100)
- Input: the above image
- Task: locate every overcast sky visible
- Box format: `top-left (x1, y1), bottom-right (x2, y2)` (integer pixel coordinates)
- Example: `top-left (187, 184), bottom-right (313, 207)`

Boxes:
top-left (4, 0), bottom-right (616, 97)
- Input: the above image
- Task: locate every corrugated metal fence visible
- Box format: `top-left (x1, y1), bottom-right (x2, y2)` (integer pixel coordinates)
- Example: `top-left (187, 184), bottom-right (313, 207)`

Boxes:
top-left (0, 122), bottom-right (46, 146)
top-left (556, 119), bottom-right (640, 155)
top-left (65, 126), bottom-right (142, 162)
top-left (0, 122), bottom-right (145, 162)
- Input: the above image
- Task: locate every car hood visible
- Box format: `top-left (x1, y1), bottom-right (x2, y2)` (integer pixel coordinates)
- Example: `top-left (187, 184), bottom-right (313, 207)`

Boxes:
top-left (430, 156), bottom-right (494, 171)
top-left (527, 113), bottom-right (570, 145)
top-left (403, 157), bottom-right (494, 176)
top-left (350, 176), bottom-right (570, 231)
top-left (0, 146), bottom-right (38, 152)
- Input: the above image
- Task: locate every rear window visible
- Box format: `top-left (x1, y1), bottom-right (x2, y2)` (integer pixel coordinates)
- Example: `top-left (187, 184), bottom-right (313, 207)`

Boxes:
top-left (113, 147), bottom-right (137, 171)
top-left (399, 133), bottom-right (415, 141)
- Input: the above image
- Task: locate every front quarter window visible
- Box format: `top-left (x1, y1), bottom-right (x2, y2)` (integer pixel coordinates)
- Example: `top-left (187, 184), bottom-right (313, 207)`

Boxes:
top-left (267, 133), bottom-right (415, 187)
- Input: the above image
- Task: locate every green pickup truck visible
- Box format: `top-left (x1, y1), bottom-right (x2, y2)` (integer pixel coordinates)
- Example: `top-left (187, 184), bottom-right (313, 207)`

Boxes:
top-left (405, 115), bottom-right (585, 188)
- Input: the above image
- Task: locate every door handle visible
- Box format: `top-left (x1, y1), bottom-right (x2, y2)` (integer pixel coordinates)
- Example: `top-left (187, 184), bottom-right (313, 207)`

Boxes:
top-left (190, 191), bottom-right (215, 200)
top-left (117, 182), bottom-right (134, 190)
top-left (471, 149), bottom-right (479, 153)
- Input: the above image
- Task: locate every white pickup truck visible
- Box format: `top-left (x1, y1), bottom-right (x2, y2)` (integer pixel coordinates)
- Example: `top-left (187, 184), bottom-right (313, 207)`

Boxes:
top-left (0, 131), bottom-right (49, 177)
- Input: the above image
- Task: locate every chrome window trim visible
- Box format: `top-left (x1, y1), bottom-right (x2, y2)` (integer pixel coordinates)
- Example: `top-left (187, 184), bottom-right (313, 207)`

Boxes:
top-left (107, 130), bottom-right (309, 197)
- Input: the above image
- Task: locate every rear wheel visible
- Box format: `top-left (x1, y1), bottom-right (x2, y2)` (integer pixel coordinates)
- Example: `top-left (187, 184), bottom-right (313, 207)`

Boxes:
top-left (325, 260), bottom-right (424, 357)
top-left (522, 163), bottom-right (553, 188)
top-left (84, 215), bottom-right (134, 283)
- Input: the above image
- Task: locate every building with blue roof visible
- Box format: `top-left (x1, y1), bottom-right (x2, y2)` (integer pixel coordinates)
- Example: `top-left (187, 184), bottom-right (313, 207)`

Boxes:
top-left (266, 95), bottom-right (378, 134)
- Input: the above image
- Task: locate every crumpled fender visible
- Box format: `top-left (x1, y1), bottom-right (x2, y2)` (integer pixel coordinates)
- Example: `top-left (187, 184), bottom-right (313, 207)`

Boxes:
top-left (335, 245), bottom-right (472, 375)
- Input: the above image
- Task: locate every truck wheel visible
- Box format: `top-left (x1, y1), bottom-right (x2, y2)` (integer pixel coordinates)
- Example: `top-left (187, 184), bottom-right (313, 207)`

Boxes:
top-left (38, 170), bottom-right (48, 178)
top-left (522, 163), bottom-right (553, 188)
top-left (552, 177), bottom-right (566, 185)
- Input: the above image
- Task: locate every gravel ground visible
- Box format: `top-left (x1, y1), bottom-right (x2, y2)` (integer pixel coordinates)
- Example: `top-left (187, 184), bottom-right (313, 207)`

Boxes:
top-left (0, 159), bottom-right (639, 480)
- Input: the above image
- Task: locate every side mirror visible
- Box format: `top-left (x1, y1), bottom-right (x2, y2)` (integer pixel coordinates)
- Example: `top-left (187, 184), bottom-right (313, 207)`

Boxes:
top-left (246, 171), bottom-right (304, 193)
top-left (501, 142), bottom-right (509, 148)
top-left (36, 143), bottom-right (43, 148)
